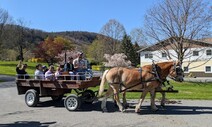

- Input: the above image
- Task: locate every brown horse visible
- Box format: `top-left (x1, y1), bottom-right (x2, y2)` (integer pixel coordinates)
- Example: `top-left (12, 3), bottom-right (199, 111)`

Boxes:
top-left (98, 61), bottom-right (184, 113)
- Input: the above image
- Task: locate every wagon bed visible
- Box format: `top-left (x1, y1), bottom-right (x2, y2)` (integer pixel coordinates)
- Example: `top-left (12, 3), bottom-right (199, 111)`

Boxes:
top-left (16, 76), bottom-right (101, 111)
top-left (16, 77), bottom-right (100, 92)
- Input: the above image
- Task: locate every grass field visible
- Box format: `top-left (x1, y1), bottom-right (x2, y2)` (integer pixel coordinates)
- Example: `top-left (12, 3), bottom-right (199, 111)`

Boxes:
top-left (125, 81), bottom-right (212, 100)
top-left (0, 61), bottom-right (212, 100)
top-left (90, 81), bottom-right (212, 100)
top-left (0, 61), bottom-right (47, 76)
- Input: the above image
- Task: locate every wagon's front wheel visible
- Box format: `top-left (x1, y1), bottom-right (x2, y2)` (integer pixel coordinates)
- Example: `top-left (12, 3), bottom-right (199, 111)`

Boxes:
top-left (25, 89), bottom-right (39, 107)
top-left (64, 94), bottom-right (81, 111)
top-left (81, 90), bottom-right (95, 104)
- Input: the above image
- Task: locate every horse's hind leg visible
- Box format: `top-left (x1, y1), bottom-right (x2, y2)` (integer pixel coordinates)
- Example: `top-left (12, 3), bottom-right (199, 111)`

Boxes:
top-left (150, 89), bottom-right (158, 111)
top-left (112, 85), bottom-right (125, 112)
top-left (101, 86), bottom-right (113, 112)
top-left (160, 92), bottom-right (166, 107)
top-left (122, 92), bottom-right (128, 108)
top-left (135, 90), bottom-right (148, 113)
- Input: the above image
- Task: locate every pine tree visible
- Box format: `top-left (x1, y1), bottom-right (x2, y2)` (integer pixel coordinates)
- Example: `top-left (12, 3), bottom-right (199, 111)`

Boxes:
top-left (121, 35), bottom-right (139, 66)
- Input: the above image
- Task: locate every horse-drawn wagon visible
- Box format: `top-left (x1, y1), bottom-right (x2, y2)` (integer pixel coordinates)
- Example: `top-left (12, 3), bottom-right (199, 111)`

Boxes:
top-left (16, 61), bottom-right (183, 113)
top-left (16, 74), bottom-right (101, 111)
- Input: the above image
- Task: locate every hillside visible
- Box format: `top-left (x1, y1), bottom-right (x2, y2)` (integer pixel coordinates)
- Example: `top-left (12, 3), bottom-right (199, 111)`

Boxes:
top-left (4, 24), bottom-right (102, 45)
top-left (52, 31), bottom-right (100, 44)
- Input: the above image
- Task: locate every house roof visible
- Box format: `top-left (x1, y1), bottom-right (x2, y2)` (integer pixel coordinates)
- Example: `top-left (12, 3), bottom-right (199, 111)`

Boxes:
top-left (138, 37), bottom-right (212, 52)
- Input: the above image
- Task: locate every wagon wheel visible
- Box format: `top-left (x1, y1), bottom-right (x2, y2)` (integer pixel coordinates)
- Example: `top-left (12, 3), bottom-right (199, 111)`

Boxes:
top-left (64, 94), bottom-right (81, 111)
top-left (81, 90), bottom-right (95, 104)
top-left (51, 94), bottom-right (64, 102)
top-left (25, 89), bottom-right (39, 107)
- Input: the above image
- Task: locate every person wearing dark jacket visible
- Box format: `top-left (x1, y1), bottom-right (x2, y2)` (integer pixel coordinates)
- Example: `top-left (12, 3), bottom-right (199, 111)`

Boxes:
top-left (16, 61), bottom-right (29, 79)
top-left (64, 57), bottom-right (74, 71)
top-left (64, 57), bottom-right (75, 80)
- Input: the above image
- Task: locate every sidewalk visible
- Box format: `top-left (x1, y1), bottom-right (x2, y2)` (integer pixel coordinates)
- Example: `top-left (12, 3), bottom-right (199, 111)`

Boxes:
top-left (184, 77), bottom-right (212, 82)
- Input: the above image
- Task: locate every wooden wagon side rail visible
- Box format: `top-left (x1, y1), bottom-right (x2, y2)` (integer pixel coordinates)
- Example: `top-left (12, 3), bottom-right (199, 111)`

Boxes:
top-left (16, 76), bottom-right (101, 89)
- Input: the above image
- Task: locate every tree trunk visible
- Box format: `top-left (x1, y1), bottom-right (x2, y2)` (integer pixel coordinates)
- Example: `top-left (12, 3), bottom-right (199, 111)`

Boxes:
top-left (20, 45), bottom-right (24, 61)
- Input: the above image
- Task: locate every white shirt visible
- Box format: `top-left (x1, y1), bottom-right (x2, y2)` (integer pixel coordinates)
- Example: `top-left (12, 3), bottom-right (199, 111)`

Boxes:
top-left (73, 58), bottom-right (86, 70)
top-left (45, 70), bottom-right (55, 80)
top-left (34, 69), bottom-right (44, 80)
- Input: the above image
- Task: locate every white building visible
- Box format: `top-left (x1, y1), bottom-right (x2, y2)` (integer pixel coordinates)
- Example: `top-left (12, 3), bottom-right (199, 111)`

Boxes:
top-left (138, 37), bottom-right (212, 77)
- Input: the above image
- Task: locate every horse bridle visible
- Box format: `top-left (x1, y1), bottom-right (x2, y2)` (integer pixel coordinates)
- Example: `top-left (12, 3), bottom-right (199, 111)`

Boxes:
top-left (169, 62), bottom-right (183, 80)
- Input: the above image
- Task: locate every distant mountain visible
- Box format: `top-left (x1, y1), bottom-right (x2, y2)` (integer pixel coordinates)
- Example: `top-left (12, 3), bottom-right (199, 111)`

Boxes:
top-left (5, 24), bottom-right (103, 45)
top-left (52, 31), bottom-right (100, 44)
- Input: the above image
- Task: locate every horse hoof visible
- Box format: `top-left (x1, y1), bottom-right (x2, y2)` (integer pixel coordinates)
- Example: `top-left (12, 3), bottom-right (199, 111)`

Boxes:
top-left (102, 108), bottom-right (108, 113)
top-left (123, 104), bottom-right (129, 109)
top-left (161, 104), bottom-right (165, 108)
top-left (151, 108), bottom-right (159, 112)
top-left (135, 109), bottom-right (140, 113)
top-left (120, 108), bottom-right (126, 113)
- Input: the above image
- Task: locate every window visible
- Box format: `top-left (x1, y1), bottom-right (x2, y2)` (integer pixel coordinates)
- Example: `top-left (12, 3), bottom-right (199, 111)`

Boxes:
top-left (144, 53), bottom-right (153, 59)
top-left (193, 51), bottom-right (199, 56)
top-left (149, 54), bottom-right (153, 58)
top-left (183, 67), bottom-right (189, 72)
top-left (206, 50), bottom-right (212, 56)
top-left (145, 54), bottom-right (148, 58)
top-left (205, 66), bottom-right (211, 72)
top-left (162, 53), bottom-right (167, 58)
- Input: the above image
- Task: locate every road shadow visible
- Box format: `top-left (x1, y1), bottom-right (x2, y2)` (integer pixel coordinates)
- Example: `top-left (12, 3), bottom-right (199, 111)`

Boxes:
top-left (79, 101), bottom-right (120, 112)
top-left (78, 101), bottom-right (212, 115)
top-left (36, 99), bottom-right (119, 112)
top-left (0, 121), bottom-right (56, 127)
top-left (124, 105), bottom-right (212, 115)
top-left (34, 99), bottom-right (212, 115)
top-left (36, 100), bottom-right (64, 108)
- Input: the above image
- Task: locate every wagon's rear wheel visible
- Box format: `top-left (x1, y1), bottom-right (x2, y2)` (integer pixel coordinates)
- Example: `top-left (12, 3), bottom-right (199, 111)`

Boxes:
top-left (25, 89), bottom-right (39, 107)
top-left (64, 94), bottom-right (81, 111)
top-left (81, 90), bottom-right (95, 104)
top-left (51, 94), bottom-right (64, 102)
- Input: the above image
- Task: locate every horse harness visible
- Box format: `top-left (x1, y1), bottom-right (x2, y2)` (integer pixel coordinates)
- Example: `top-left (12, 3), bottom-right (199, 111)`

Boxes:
top-left (117, 63), bottom-right (168, 93)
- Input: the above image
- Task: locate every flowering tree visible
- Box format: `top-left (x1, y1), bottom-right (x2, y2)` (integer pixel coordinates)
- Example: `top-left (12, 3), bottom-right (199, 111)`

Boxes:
top-left (103, 53), bottom-right (131, 67)
top-left (56, 50), bottom-right (80, 65)
top-left (34, 36), bottom-right (73, 65)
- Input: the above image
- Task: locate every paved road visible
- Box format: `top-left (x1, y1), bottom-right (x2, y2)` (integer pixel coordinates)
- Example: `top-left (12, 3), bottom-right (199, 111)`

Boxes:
top-left (0, 76), bottom-right (212, 127)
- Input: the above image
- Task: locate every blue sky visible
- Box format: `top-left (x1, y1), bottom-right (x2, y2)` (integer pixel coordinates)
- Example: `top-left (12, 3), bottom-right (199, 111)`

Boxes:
top-left (0, 0), bottom-right (158, 33)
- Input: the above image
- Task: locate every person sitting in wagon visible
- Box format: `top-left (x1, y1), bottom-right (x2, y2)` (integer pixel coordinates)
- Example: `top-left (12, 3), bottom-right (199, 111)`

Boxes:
top-left (34, 64), bottom-right (44, 80)
top-left (42, 65), bottom-right (48, 74)
top-left (73, 52), bottom-right (86, 80)
top-left (45, 65), bottom-right (55, 80)
top-left (55, 66), bottom-right (63, 80)
top-left (64, 57), bottom-right (75, 80)
top-left (16, 61), bottom-right (30, 79)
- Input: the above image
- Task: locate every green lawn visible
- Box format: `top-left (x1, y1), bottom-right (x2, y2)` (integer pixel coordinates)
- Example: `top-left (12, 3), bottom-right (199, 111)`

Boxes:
top-left (0, 61), bottom-right (212, 100)
top-left (124, 81), bottom-right (212, 100)
top-left (0, 61), bottom-right (47, 76)
top-left (89, 81), bottom-right (212, 100)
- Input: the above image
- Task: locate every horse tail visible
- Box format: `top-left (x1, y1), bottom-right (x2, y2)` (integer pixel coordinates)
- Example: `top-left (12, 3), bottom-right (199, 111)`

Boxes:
top-left (98, 69), bottom-right (109, 97)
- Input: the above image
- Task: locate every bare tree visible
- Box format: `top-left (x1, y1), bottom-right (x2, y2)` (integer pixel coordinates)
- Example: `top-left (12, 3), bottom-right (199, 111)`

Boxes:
top-left (100, 19), bottom-right (126, 54)
top-left (11, 19), bottom-right (30, 61)
top-left (130, 28), bottom-right (147, 46)
top-left (144, 0), bottom-right (212, 64)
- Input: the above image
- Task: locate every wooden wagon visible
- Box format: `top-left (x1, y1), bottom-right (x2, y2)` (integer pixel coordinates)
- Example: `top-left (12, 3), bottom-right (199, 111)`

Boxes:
top-left (16, 76), bottom-right (101, 111)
